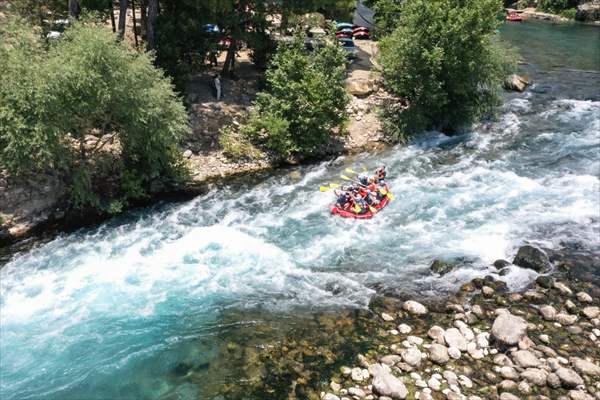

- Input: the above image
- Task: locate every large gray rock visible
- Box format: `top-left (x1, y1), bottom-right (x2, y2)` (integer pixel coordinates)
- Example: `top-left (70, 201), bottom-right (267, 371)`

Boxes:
top-left (576, 1), bottom-right (600, 22)
top-left (513, 245), bottom-right (550, 272)
top-left (520, 368), bottom-right (548, 386)
top-left (400, 347), bottom-right (422, 367)
top-left (429, 344), bottom-right (450, 365)
top-left (555, 367), bottom-right (584, 389)
top-left (346, 79), bottom-right (376, 97)
top-left (370, 363), bottom-right (409, 399)
top-left (491, 312), bottom-right (528, 347)
top-left (571, 357), bottom-right (600, 377)
top-left (402, 300), bottom-right (428, 316)
top-left (512, 350), bottom-right (541, 368)
top-left (444, 328), bottom-right (467, 351)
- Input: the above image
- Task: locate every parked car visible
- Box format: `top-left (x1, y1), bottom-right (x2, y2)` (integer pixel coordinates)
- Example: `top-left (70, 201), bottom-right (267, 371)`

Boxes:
top-left (353, 28), bottom-right (370, 40)
top-left (336, 22), bottom-right (355, 30)
top-left (336, 31), bottom-right (353, 39)
top-left (338, 38), bottom-right (358, 59)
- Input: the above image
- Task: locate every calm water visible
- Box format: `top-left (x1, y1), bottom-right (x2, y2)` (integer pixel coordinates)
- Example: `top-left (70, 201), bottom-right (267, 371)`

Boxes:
top-left (1, 21), bottom-right (599, 400)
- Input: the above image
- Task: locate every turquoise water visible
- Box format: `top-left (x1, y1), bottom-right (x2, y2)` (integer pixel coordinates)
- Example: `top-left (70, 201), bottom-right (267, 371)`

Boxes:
top-left (1, 20), bottom-right (599, 400)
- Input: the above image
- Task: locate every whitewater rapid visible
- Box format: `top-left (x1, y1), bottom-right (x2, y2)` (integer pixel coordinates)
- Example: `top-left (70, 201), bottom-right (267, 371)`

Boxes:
top-left (1, 21), bottom-right (599, 400)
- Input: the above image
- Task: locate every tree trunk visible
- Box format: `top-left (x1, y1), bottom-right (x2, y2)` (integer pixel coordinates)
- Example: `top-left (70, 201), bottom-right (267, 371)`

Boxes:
top-left (222, 39), bottom-right (237, 77)
top-left (140, 0), bottom-right (148, 39)
top-left (146, 0), bottom-right (158, 51)
top-left (68, 0), bottom-right (81, 19)
top-left (131, 0), bottom-right (139, 47)
top-left (118, 0), bottom-right (128, 38)
top-left (109, 0), bottom-right (116, 32)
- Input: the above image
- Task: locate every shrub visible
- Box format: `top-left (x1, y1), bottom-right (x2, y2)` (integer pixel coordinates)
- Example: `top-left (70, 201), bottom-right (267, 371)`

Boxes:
top-left (236, 33), bottom-right (349, 158)
top-left (559, 8), bottom-right (577, 19)
top-left (0, 17), bottom-right (190, 211)
top-left (378, 0), bottom-right (516, 137)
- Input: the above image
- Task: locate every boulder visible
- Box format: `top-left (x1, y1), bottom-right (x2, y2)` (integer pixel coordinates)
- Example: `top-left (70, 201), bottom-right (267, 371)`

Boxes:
top-left (512, 350), bottom-right (540, 368)
top-left (493, 259), bottom-right (511, 269)
top-left (491, 312), bottom-right (528, 347)
top-left (555, 367), bottom-right (584, 389)
top-left (430, 259), bottom-right (456, 276)
top-left (504, 74), bottom-right (530, 92)
top-left (520, 368), bottom-right (547, 386)
top-left (370, 363), bottom-right (409, 399)
top-left (444, 328), bottom-right (467, 351)
top-left (429, 344), bottom-right (450, 365)
top-left (513, 245), bottom-right (550, 272)
top-left (571, 357), bottom-right (600, 377)
top-left (346, 79), bottom-right (376, 97)
top-left (576, 1), bottom-right (600, 22)
top-left (536, 275), bottom-right (554, 288)
top-left (402, 300), bottom-right (428, 316)
top-left (539, 305), bottom-right (557, 321)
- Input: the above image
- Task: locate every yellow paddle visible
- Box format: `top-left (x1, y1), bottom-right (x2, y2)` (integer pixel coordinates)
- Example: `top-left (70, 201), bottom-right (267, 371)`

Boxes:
top-left (345, 168), bottom-right (358, 174)
top-left (319, 183), bottom-right (341, 192)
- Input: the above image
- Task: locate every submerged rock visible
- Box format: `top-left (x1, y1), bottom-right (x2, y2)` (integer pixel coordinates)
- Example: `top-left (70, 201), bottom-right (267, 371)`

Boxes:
top-left (430, 259), bottom-right (456, 276)
top-left (504, 74), bottom-right (530, 92)
top-left (513, 245), bottom-right (550, 272)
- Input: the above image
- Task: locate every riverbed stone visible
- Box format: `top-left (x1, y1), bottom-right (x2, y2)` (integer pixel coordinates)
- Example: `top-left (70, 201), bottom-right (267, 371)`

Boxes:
top-left (556, 313), bottom-right (578, 325)
top-left (500, 366), bottom-right (520, 380)
top-left (583, 307), bottom-right (600, 319)
top-left (512, 350), bottom-right (541, 368)
top-left (571, 357), bottom-right (600, 377)
top-left (444, 328), bottom-right (467, 351)
top-left (381, 355), bottom-right (402, 366)
top-left (540, 305), bottom-right (558, 321)
top-left (536, 275), bottom-right (555, 288)
top-left (371, 364), bottom-right (409, 399)
top-left (576, 292), bottom-right (593, 303)
top-left (556, 367), bottom-right (584, 389)
top-left (323, 394), bottom-right (341, 400)
top-left (513, 245), bottom-right (550, 271)
top-left (521, 368), bottom-right (548, 386)
top-left (398, 324), bottom-right (412, 334)
top-left (500, 392), bottom-right (520, 400)
top-left (448, 347), bottom-right (461, 359)
top-left (555, 282), bottom-right (573, 295)
top-left (427, 326), bottom-right (445, 344)
top-left (429, 344), bottom-right (449, 364)
top-left (382, 312), bottom-right (395, 322)
top-left (569, 390), bottom-right (594, 400)
top-left (492, 312), bottom-right (528, 347)
top-left (401, 347), bottom-right (422, 367)
top-left (348, 387), bottom-right (366, 398)
top-left (403, 300), bottom-right (428, 316)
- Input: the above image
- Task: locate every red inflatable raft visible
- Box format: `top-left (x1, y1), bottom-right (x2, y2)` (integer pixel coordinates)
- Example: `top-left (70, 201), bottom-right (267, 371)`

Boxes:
top-left (331, 190), bottom-right (392, 219)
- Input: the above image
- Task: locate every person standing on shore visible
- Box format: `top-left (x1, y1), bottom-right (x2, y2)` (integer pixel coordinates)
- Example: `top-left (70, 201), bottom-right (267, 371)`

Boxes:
top-left (214, 74), bottom-right (222, 101)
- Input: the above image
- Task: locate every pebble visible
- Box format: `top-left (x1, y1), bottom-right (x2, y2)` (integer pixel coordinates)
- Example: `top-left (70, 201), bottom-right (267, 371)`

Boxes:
top-left (540, 304), bottom-right (558, 321)
top-left (398, 324), bottom-right (412, 334)
top-left (512, 350), bottom-right (541, 368)
top-left (427, 326), bottom-right (446, 344)
top-left (381, 312), bottom-right (395, 322)
top-left (448, 347), bottom-right (461, 359)
top-left (556, 313), bottom-right (578, 325)
top-left (429, 344), bottom-right (449, 365)
top-left (555, 367), bottom-right (584, 388)
top-left (576, 291), bottom-right (593, 303)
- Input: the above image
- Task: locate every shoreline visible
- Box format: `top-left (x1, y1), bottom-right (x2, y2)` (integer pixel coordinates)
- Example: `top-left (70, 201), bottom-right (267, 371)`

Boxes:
top-left (196, 246), bottom-right (600, 400)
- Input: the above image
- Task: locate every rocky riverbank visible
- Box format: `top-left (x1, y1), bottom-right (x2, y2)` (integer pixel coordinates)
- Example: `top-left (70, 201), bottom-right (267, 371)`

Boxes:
top-left (197, 245), bottom-right (599, 400)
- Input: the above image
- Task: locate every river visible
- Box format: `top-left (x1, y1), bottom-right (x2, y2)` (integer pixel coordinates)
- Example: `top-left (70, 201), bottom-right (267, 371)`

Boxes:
top-left (1, 20), bottom-right (599, 400)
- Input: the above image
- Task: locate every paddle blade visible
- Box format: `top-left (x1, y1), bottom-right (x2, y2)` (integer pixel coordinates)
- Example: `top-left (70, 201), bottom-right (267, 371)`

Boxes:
top-left (320, 186), bottom-right (330, 192)
top-left (387, 192), bottom-right (395, 201)
top-left (369, 206), bottom-right (377, 213)
top-left (361, 165), bottom-right (368, 172)
top-left (341, 175), bottom-right (352, 181)
top-left (329, 183), bottom-right (340, 188)
top-left (345, 168), bottom-right (358, 174)
top-left (379, 188), bottom-right (388, 195)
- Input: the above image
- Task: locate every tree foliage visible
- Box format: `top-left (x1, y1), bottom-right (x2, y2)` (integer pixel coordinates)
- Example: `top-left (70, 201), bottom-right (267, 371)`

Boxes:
top-left (0, 17), bottom-right (190, 211)
top-left (378, 0), bottom-right (516, 137)
top-left (234, 33), bottom-right (349, 158)
top-left (365, 0), bottom-right (404, 36)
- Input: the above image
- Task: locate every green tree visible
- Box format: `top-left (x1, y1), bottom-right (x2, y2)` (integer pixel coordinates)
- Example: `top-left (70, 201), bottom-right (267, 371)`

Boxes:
top-left (365, 0), bottom-right (404, 36)
top-left (378, 0), bottom-right (515, 137)
top-left (0, 17), bottom-right (190, 210)
top-left (232, 33), bottom-right (349, 158)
